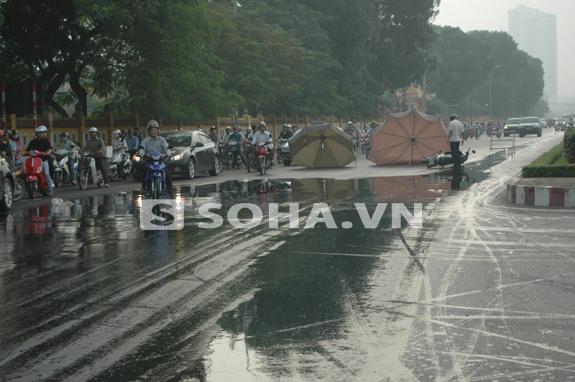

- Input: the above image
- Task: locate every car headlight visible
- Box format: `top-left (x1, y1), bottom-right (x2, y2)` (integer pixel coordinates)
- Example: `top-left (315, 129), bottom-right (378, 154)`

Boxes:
top-left (172, 154), bottom-right (184, 161)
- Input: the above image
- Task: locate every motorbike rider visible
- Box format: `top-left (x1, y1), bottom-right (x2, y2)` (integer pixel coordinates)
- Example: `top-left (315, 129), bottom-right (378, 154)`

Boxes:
top-left (222, 126), bottom-right (232, 144)
top-left (25, 125), bottom-right (54, 195)
top-left (139, 120), bottom-right (174, 197)
top-left (279, 124), bottom-right (294, 139)
top-left (56, 132), bottom-right (78, 185)
top-left (112, 129), bottom-right (128, 179)
top-left (367, 121), bottom-right (378, 135)
top-left (252, 122), bottom-right (274, 165)
top-left (125, 129), bottom-right (139, 151)
top-left (1, 129), bottom-right (13, 162)
top-left (10, 129), bottom-right (23, 165)
top-left (344, 121), bottom-right (357, 138)
top-left (209, 126), bottom-right (220, 145)
top-left (83, 127), bottom-right (110, 188)
top-left (228, 126), bottom-right (248, 167)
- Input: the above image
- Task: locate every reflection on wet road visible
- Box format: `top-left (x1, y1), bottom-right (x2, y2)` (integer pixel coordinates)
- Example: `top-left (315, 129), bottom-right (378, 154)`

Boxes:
top-left (0, 154), bottom-right (519, 381)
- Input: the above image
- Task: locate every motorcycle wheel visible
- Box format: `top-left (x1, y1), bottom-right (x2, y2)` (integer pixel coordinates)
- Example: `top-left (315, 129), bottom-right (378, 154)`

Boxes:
top-left (259, 157), bottom-right (265, 175)
top-left (0, 179), bottom-right (13, 212)
top-left (27, 180), bottom-right (37, 199)
top-left (277, 153), bottom-right (282, 164)
top-left (109, 166), bottom-right (118, 181)
top-left (283, 160), bottom-right (291, 166)
top-left (97, 177), bottom-right (105, 187)
top-left (54, 171), bottom-right (63, 188)
top-left (247, 154), bottom-right (254, 173)
top-left (79, 168), bottom-right (89, 190)
top-left (226, 153), bottom-right (232, 170)
top-left (153, 177), bottom-right (161, 199)
top-left (361, 144), bottom-right (365, 154)
top-left (13, 177), bottom-right (25, 202)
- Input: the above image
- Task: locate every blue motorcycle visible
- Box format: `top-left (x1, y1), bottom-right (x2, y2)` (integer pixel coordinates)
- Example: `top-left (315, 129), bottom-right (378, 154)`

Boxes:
top-left (144, 151), bottom-right (169, 199)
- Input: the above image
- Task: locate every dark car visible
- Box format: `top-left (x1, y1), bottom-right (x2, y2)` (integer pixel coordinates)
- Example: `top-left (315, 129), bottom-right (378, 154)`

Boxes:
top-left (519, 116), bottom-right (542, 137)
top-left (0, 153), bottom-right (16, 212)
top-left (503, 117), bottom-right (521, 136)
top-left (132, 130), bottom-right (220, 181)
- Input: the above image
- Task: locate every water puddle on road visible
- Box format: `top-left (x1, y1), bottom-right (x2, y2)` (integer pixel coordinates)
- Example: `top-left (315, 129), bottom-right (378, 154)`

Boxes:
top-left (0, 153), bottom-right (511, 381)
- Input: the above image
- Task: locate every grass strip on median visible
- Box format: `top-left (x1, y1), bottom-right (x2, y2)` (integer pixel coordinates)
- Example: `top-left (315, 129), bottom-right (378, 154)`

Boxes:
top-left (522, 141), bottom-right (575, 177)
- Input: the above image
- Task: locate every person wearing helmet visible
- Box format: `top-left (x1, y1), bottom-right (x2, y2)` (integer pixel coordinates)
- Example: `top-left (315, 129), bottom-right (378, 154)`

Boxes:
top-left (139, 120), bottom-right (174, 197)
top-left (209, 126), bottom-right (219, 145)
top-left (227, 126), bottom-right (248, 168)
top-left (25, 126), bottom-right (54, 195)
top-left (222, 126), bottom-right (232, 145)
top-left (56, 132), bottom-right (78, 185)
top-left (10, 129), bottom-right (23, 165)
top-left (367, 121), bottom-right (378, 136)
top-left (125, 128), bottom-right (139, 150)
top-left (83, 127), bottom-right (110, 187)
top-left (344, 121), bottom-right (356, 136)
top-left (447, 113), bottom-right (465, 174)
top-left (252, 123), bottom-right (274, 164)
top-left (0, 129), bottom-right (13, 162)
top-left (279, 124), bottom-right (293, 139)
top-left (112, 129), bottom-right (128, 179)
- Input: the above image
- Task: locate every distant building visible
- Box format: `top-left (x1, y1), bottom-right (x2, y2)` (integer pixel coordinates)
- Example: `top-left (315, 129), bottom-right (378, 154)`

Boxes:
top-left (395, 85), bottom-right (435, 113)
top-left (508, 4), bottom-right (557, 101)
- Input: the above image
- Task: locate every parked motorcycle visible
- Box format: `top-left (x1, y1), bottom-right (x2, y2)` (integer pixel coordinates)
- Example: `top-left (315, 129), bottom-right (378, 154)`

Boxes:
top-left (143, 151), bottom-right (169, 199)
top-left (421, 147), bottom-right (476, 169)
top-left (276, 139), bottom-right (292, 166)
top-left (53, 148), bottom-right (78, 187)
top-left (23, 151), bottom-right (51, 198)
top-left (109, 149), bottom-right (132, 181)
top-left (255, 140), bottom-right (273, 175)
top-left (78, 151), bottom-right (105, 189)
top-left (245, 143), bottom-right (256, 173)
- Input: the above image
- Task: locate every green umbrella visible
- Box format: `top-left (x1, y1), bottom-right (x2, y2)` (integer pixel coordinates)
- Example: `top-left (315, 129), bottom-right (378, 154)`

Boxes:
top-left (289, 124), bottom-right (355, 168)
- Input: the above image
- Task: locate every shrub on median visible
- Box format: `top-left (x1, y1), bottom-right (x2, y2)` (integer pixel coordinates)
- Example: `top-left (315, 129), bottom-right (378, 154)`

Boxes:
top-left (564, 129), bottom-right (575, 163)
top-left (522, 141), bottom-right (575, 177)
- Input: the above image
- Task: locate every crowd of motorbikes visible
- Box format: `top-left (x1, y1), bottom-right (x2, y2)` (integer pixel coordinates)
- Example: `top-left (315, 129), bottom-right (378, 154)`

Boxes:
top-left (12, 144), bottom-right (136, 202)
top-left (219, 139), bottom-right (277, 176)
top-left (461, 121), bottom-right (503, 140)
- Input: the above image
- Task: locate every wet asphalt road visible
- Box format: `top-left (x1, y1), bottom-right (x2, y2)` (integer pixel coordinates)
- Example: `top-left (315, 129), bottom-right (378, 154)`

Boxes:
top-left (1, 128), bottom-right (574, 381)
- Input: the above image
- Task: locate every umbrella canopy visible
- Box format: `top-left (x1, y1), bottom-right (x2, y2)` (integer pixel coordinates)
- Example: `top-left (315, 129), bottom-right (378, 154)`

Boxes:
top-left (369, 108), bottom-right (450, 165)
top-left (289, 124), bottom-right (355, 168)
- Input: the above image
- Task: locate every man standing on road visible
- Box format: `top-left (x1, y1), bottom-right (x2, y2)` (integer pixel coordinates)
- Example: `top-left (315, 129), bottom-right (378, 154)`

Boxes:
top-left (447, 114), bottom-right (465, 175)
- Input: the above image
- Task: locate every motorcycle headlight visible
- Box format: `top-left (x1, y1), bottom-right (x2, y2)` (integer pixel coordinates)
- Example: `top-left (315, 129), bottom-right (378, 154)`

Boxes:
top-left (133, 155), bottom-right (141, 162)
top-left (172, 154), bottom-right (184, 161)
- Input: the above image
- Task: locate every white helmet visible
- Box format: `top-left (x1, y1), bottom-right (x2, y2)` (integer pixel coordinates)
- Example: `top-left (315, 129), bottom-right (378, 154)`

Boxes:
top-left (259, 122), bottom-right (266, 127)
top-left (89, 127), bottom-right (98, 132)
top-left (347, 121), bottom-right (353, 125)
top-left (113, 129), bottom-right (121, 136)
top-left (225, 126), bottom-right (232, 131)
top-left (35, 125), bottom-right (48, 133)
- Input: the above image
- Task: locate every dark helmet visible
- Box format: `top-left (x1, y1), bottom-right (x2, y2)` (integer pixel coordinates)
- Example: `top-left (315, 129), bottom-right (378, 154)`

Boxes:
top-left (210, 126), bottom-right (217, 132)
top-left (10, 129), bottom-right (18, 135)
top-left (147, 120), bottom-right (160, 131)
top-left (127, 129), bottom-right (134, 134)
top-left (2, 129), bottom-right (9, 136)
top-left (450, 114), bottom-right (458, 121)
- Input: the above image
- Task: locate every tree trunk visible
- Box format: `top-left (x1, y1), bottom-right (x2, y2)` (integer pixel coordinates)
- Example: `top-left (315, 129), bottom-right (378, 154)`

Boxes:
top-left (50, 98), bottom-right (69, 118)
top-left (69, 64), bottom-right (88, 117)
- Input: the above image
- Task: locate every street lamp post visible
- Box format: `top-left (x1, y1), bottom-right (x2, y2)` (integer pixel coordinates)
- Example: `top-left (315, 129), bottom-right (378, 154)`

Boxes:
top-left (489, 65), bottom-right (501, 120)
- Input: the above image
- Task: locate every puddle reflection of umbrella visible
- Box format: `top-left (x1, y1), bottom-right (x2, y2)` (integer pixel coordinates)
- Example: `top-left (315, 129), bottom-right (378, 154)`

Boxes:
top-left (290, 124), bottom-right (355, 168)
top-left (371, 176), bottom-right (451, 202)
top-left (292, 178), bottom-right (356, 202)
top-left (369, 108), bottom-right (450, 166)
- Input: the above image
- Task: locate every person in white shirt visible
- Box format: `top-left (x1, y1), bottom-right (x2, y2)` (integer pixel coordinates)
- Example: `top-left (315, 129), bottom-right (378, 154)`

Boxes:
top-left (222, 126), bottom-right (232, 144)
top-left (252, 122), bottom-right (274, 164)
top-left (447, 113), bottom-right (465, 174)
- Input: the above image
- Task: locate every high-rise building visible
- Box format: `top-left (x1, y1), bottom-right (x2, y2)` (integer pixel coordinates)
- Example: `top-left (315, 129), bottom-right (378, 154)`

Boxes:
top-left (508, 4), bottom-right (557, 101)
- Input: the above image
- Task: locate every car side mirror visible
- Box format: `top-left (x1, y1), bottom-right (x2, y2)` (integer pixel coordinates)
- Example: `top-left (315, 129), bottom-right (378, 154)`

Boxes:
top-left (195, 142), bottom-right (204, 147)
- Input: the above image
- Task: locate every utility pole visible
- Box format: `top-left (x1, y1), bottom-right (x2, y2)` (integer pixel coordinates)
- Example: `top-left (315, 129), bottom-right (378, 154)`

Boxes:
top-left (422, 71), bottom-right (427, 113)
top-left (234, 0), bottom-right (238, 14)
top-left (489, 65), bottom-right (501, 120)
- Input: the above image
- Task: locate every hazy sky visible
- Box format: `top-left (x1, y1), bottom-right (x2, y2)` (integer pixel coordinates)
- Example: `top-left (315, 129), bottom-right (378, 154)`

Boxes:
top-left (434, 0), bottom-right (575, 99)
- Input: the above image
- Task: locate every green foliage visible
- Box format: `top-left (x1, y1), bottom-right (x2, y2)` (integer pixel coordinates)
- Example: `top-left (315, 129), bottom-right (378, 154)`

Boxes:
top-left (426, 28), bottom-right (545, 119)
top-left (521, 142), bottom-right (575, 177)
top-left (563, 129), bottom-right (575, 163)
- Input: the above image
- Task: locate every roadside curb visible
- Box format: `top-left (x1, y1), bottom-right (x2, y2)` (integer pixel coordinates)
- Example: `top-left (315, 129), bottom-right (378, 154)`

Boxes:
top-left (507, 182), bottom-right (575, 207)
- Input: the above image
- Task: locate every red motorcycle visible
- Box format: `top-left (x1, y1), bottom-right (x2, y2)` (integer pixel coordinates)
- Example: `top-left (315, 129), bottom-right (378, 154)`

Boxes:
top-left (255, 141), bottom-right (273, 175)
top-left (23, 151), bottom-right (51, 198)
top-left (361, 134), bottom-right (369, 154)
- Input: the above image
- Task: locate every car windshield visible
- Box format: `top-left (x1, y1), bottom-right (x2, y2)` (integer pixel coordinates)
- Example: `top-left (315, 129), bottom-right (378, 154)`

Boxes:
top-left (521, 117), bottom-right (538, 123)
top-left (557, 119), bottom-right (566, 122)
top-left (163, 134), bottom-right (192, 147)
top-left (506, 118), bottom-right (521, 124)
